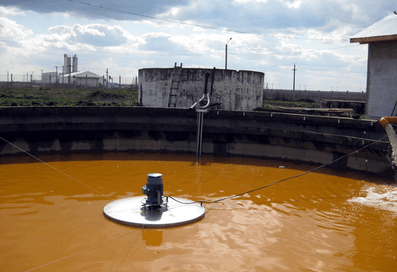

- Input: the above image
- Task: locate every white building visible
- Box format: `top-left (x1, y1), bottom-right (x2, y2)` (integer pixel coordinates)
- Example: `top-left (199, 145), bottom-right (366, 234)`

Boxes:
top-left (61, 71), bottom-right (102, 87)
top-left (351, 14), bottom-right (397, 119)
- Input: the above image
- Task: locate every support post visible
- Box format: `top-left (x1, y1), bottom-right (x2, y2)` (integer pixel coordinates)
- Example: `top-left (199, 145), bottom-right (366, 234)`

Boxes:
top-left (225, 43), bottom-right (227, 70)
top-left (292, 64), bottom-right (297, 91)
top-left (196, 109), bottom-right (207, 161)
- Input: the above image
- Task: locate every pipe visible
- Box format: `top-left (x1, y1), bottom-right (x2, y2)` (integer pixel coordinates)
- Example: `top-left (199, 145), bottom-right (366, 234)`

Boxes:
top-left (190, 94), bottom-right (206, 109)
top-left (380, 117), bottom-right (397, 165)
top-left (196, 109), bottom-right (206, 160)
top-left (203, 72), bottom-right (210, 94)
top-left (190, 72), bottom-right (211, 109)
top-left (210, 67), bottom-right (216, 95)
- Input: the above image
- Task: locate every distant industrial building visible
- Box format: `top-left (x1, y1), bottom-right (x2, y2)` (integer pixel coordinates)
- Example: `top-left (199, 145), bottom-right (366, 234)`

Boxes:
top-left (63, 54), bottom-right (78, 74)
top-left (42, 54), bottom-right (102, 87)
top-left (351, 14), bottom-right (397, 119)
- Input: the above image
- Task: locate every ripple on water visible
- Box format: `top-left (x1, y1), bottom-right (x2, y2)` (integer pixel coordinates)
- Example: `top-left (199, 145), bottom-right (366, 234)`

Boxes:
top-left (0, 153), bottom-right (396, 271)
top-left (348, 185), bottom-right (397, 215)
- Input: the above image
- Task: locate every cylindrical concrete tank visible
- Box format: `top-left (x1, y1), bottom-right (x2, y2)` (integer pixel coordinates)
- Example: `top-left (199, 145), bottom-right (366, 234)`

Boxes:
top-left (138, 68), bottom-right (265, 111)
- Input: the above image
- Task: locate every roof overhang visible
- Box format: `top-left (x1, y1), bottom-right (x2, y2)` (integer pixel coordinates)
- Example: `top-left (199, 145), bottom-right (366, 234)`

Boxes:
top-left (350, 34), bottom-right (397, 44)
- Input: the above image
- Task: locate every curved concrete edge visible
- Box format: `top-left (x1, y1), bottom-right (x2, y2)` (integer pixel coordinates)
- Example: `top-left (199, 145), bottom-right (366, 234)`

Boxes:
top-left (0, 107), bottom-right (392, 177)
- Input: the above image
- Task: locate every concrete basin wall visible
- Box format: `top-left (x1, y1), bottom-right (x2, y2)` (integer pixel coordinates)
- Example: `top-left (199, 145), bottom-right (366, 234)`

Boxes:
top-left (0, 107), bottom-right (391, 176)
top-left (138, 68), bottom-right (264, 111)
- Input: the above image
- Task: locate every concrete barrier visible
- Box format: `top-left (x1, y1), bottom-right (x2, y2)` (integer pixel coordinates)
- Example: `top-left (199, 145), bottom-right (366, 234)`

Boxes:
top-left (0, 107), bottom-right (391, 176)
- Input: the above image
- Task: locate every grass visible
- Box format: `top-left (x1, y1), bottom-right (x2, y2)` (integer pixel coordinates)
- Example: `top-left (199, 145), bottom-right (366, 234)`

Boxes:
top-left (0, 87), bottom-right (138, 107)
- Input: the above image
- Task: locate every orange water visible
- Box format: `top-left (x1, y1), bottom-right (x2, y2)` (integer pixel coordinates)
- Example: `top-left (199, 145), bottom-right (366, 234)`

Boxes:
top-left (0, 153), bottom-right (396, 272)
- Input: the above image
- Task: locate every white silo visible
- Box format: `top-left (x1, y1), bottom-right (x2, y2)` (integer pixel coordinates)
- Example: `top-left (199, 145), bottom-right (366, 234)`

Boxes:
top-left (72, 55), bottom-right (78, 73)
top-left (64, 54), bottom-right (71, 74)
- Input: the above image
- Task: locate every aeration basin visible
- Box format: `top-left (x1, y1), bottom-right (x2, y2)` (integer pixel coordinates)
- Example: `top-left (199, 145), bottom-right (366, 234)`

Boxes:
top-left (1, 153), bottom-right (397, 271)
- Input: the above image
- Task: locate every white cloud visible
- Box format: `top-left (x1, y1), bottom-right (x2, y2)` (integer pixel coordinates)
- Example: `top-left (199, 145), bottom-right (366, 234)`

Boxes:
top-left (0, 0), bottom-right (381, 91)
top-left (47, 23), bottom-right (134, 47)
top-left (233, 0), bottom-right (268, 3)
top-left (0, 17), bottom-right (32, 41)
top-left (0, 6), bottom-right (25, 16)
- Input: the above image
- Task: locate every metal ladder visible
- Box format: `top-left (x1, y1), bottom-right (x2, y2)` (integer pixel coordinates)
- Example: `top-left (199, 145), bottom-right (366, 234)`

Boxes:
top-left (168, 63), bottom-right (183, 108)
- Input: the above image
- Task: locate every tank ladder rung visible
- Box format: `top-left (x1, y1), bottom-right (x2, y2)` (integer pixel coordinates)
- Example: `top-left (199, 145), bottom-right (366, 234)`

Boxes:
top-left (168, 63), bottom-right (183, 108)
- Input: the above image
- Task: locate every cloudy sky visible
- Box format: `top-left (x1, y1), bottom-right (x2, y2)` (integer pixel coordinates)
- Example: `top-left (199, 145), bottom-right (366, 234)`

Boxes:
top-left (0, 0), bottom-right (395, 90)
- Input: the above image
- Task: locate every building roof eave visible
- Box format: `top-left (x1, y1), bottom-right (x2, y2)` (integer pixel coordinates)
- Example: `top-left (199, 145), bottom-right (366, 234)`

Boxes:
top-left (350, 34), bottom-right (397, 44)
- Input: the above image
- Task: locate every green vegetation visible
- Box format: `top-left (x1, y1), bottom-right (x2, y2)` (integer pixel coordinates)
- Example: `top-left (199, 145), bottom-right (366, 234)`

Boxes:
top-left (0, 87), bottom-right (138, 107)
top-left (263, 99), bottom-right (320, 109)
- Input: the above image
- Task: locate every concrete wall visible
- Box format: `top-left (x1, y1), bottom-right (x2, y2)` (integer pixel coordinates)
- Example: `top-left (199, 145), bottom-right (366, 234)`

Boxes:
top-left (0, 107), bottom-right (392, 177)
top-left (139, 68), bottom-right (264, 111)
top-left (366, 41), bottom-right (397, 119)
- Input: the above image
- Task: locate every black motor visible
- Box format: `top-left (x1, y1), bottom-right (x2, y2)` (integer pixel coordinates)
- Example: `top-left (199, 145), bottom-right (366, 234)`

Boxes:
top-left (142, 173), bottom-right (163, 208)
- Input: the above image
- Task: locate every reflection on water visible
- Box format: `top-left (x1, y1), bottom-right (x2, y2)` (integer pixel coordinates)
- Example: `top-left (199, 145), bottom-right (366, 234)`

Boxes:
top-left (142, 229), bottom-right (163, 246)
top-left (0, 152), bottom-right (396, 271)
top-left (140, 206), bottom-right (164, 221)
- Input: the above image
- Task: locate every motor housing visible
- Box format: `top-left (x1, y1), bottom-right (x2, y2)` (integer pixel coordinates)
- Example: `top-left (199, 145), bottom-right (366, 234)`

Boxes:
top-left (142, 173), bottom-right (163, 208)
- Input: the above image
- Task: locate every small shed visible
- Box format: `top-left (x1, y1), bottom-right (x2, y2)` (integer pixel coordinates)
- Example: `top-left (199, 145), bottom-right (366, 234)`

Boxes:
top-left (62, 71), bottom-right (102, 87)
top-left (351, 14), bottom-right (397, 119)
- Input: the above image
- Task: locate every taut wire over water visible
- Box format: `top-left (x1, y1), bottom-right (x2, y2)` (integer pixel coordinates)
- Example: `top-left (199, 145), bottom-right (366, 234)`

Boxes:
top-left (24, 229), bottom-right (141, 272)
top-left (170, 134), bottom-right (390, 206)
top-left (0, 136), bottom-right (115, 201)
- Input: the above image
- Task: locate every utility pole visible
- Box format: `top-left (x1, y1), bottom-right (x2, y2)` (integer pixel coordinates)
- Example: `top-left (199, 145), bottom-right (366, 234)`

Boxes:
top-left (68, 63), bottom-right (71, 89)
top-left (62, 66), bottom-right (64, 84)
top-left (292, 64), bottom-right (297, 91)
top-left (225, 38), bottom-right (232, 70)
top-left (106, 68), bottom-right (109, 88)
top-left (54, 66), bottom-right (61, 85)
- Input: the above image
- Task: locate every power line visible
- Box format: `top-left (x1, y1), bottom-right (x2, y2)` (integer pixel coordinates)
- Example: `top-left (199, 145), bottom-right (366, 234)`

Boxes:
top-left (67, 0), bottom-right (345, 43)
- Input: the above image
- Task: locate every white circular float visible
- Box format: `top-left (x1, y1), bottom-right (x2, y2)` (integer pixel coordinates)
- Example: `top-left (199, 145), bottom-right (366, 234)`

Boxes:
top-left (103, 173), bottom-right (205, 228)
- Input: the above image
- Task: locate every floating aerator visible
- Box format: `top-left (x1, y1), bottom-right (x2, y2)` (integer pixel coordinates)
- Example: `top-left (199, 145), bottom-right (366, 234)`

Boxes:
top-left (103, 173), bottom-right (205, 228)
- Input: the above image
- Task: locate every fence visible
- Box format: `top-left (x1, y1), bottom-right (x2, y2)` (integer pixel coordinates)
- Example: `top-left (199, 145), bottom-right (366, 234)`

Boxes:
top-left (0, 73), bottom-right (366, 102)
top-left (0, 74), bottom-right (138, 89)
top-left (264, 89), bottom-right (366, 102)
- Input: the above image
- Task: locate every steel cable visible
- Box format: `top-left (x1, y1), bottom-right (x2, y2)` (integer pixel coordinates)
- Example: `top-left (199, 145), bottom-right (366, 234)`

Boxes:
top-left (167, 134), bottom-right (389, 206)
